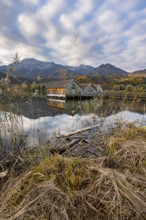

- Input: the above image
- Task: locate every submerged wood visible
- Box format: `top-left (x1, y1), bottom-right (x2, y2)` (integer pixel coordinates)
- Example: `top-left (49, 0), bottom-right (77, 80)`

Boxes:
top-left (51, 123), bottom-right (100, 155)
top-left (50, 138), bottom-right (82, 154)
top-left (57, 124), bottom-right (100, 138)
top-left (0, 170), bottom-right (8, 178)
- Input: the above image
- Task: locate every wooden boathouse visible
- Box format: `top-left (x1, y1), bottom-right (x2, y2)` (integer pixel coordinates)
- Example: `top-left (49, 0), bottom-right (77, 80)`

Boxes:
top-left (47, 80), bottom-right (103, 99)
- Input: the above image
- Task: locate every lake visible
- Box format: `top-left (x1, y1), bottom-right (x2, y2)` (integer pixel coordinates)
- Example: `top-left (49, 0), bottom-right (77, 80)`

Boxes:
top-left (0, 96), bottom-right (146, 118)
top-left (0, 96), bottom-right (146, 147)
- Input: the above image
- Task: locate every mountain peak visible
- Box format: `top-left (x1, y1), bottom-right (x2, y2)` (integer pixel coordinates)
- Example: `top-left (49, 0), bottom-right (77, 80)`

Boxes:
top-left (0, 58), bottom-right (128, 80)
top-left (99, 63), bottom-right (114, 67)
top-left (79, 64), bottom-right (86, 67)
top-left (21, 58), bottom-right (41, 64)
top-left (94, 63), bottom-right (128, 75)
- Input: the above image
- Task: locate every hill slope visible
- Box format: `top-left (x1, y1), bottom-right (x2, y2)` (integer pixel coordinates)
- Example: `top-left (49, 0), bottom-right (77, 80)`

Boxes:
top-left (93, 63), bottom-right (128, 75)
top-left (0, 58), bottom-right (129, 80)
top-left (0, 72), bottom-right (32, 84)
top-left (129, 69), bottom-right (146, 77)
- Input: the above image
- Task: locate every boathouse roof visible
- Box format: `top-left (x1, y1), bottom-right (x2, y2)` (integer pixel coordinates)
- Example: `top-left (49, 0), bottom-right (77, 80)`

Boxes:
top-left (79, 83), bottom-right (96, 89)
top-left (47, 79), bottom-right (74, 89)
top-left (79, 83), bottom-right (103, 91)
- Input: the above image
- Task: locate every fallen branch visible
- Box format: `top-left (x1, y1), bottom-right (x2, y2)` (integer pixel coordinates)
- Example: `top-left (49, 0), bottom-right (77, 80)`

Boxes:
top-left (50, 138), bottom-right (82, 155)
top-left (57, 124), bottom-right (100, 138)
top-left (0, 170), bottom-right (8, 178)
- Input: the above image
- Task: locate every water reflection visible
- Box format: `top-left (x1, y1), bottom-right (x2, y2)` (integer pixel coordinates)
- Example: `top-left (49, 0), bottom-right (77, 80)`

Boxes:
top-left (0, 110), bottom-right (146, 148)
top-left (1, 96), bottom-right (146, 152)
top-left (0, 96), bottom-right (145, 119)
top-left (47, 99), bottom-right (66, 109)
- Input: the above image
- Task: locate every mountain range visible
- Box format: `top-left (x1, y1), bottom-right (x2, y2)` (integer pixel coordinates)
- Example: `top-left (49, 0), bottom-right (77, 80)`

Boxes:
top-left (0, 58), bottom-right (128, 81)
top-left (130, 69), bottom-right (146, 77)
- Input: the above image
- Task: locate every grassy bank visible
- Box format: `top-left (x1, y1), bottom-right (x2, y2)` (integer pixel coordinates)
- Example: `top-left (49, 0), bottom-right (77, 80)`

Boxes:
top-left (104, 90), bottom-right (146, 101)
top-left (0, 125), bottom-right (146, 219)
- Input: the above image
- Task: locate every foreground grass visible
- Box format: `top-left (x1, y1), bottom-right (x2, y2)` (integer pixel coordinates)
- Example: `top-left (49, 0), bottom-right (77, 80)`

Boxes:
top-left (0, 125), bottom-right (146, 219)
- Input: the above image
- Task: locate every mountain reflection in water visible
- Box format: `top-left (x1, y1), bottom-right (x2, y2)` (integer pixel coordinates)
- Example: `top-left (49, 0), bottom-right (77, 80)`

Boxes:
top-left (0, 97), bottom-right (146, 119)
top-left (0, 110), bottom-right (146, 148)
top-left (0, 97), bottom-right (146, 147)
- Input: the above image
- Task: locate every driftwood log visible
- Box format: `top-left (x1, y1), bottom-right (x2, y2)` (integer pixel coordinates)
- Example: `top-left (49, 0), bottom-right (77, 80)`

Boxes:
top-left (57, 124), bottom-right (100, 138)
top-left (50, 124), bottom-right (100, 155)
top-left (0, 170), bottom-right (8, 178)
top-left (50, 138), bottom-right (82, 154)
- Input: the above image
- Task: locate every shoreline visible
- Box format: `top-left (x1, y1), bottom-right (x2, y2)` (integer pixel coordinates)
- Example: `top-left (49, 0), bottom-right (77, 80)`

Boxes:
top-left (1, 123), bottom-right (146, 219)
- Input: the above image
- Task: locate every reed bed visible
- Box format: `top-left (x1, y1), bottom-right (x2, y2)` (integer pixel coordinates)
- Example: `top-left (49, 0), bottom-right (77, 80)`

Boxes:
top-left (0, 125), bottom-right (146, 219)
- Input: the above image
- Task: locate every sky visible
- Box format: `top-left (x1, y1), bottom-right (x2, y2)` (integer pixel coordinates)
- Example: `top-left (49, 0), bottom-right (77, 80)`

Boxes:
top-left (0, 0), bottom-right (146, 71)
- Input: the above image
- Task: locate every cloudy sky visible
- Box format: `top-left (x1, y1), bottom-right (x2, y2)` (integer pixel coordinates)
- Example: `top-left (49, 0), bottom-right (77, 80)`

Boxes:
top-left (0, 0), bottom-right (146, 71)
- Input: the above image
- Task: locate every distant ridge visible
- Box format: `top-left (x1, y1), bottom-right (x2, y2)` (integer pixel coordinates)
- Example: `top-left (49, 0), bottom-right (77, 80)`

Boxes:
top-left (0, 71), bottom-right (32, 84)
top-left (130, 69), bottom-right (146, 77)
top-left (0, 58), bottom-right (129, 80)
top-left (93, 63), bottom-right (128, 75)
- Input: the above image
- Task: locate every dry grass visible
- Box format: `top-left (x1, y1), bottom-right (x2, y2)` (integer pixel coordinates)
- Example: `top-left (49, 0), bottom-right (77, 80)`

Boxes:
top-left (0, 125), bottom-right (146, 219)
top-left (104, 139), bottom-right (146, 174)
top-left (104, 126), bottom-right (146, 174)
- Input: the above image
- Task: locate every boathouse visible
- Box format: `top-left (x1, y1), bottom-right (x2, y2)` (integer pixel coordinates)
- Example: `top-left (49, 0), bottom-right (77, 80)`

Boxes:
top-left (47, 80), bottom-right (82, 99)
top-left (81, 84), bottom-right (98, 97)
top-left (93, 84), bottom-right (103, 94)
top-left (47, 80), bottom-right (103, 99)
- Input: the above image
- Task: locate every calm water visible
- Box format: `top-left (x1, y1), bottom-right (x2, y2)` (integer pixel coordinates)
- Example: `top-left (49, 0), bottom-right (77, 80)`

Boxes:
top-left (0, 96), bottom-right (146, 147)
top-left (0, 96), bottom-right (146, 119)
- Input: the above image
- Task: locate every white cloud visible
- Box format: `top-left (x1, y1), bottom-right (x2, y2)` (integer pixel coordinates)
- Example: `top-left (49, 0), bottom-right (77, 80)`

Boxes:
top-left (21, 0), bottom-right (40, 5)
top-left (1, 0), bottom-right (13, 7)
top-left (60, 14), bottom-right (75, 32)
top-left (18, 14), bottom-right (39, 38)
top-left (36, 0), bottom-right (66, 21)
top-left (0, 0), bottom-right (146, 71)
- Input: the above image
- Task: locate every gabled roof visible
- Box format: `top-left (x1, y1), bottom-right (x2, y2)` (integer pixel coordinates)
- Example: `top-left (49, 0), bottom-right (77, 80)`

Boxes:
top-left (79, 83), bottom-right (90, 89)
top-left (93, 84), bottom-right (103, 90)
top-left (80, 83), bottom-right (96, 90)
top-left (47, 79), bottom-right (74, 89)
top-left (93, 84), bottom-right (101, 87)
